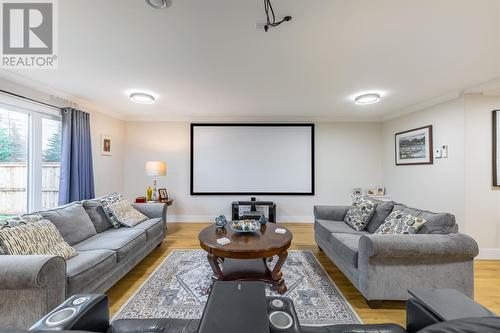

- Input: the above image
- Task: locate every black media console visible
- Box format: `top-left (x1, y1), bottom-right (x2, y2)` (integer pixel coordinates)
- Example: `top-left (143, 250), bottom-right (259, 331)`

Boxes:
top-left (232, 198), bottom-right (277, 223)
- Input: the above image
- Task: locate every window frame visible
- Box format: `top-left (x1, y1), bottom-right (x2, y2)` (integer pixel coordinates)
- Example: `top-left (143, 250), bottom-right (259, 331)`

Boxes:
top-left (0, 94), bottom-right (61, 213)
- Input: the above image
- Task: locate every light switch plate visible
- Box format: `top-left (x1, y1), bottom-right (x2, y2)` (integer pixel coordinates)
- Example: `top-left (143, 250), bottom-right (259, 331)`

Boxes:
top-left (435, 148), bottom-right (442, 158)
top-left (442, 145), bottom-right (448, 158)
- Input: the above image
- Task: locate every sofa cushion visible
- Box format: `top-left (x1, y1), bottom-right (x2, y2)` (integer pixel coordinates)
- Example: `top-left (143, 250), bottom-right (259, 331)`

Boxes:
top-left (40, 202), bottom-right (97, 246)
top-left (366, 201), bottom-right (395, 233)
top-left (73, 229), bottom-right (146, 262)
top-left (330, 233), bottom-right (362, 268)
top-left (83, 199), bottom-right (112, 233)
top-left (0, 220), bottom-right (77, 259)
top-left (66, 249), bottom-right (117, 296)
top-left (99, 193), bottom-right (123, 228)
top-left (392, 203), bottom-right (457, 234)
top-left (107, 198), bottom-right (148, 227)
top-left (374, 209), bottom-right (427, 235)
top-left (315, 220), bottom-right (369, 239)
top-left (344, 197), bottom-right (377, 231)
top-left (130, 218), bottom-right (165, 241)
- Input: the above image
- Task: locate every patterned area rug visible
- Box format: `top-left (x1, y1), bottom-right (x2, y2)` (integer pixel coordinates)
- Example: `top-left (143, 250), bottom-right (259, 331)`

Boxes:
top-left (114, 250), bottom-right (361, 325)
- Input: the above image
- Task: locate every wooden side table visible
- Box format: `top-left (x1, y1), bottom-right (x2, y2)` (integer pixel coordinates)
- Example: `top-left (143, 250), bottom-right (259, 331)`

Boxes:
top-left (135, 198), bottom-right (174, 206)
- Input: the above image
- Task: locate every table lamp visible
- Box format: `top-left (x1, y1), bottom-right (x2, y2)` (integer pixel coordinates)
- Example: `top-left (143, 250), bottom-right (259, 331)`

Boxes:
top-left (145, 161), bottom-right (166, 201)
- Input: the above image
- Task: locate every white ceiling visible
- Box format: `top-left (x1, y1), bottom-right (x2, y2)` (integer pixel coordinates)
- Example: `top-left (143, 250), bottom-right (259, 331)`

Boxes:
top-left (2, 0), bottom-right (500, 121)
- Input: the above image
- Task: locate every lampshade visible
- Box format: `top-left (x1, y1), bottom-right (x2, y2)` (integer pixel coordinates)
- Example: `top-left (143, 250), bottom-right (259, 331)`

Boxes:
top-left (145, 161), bottom-right (166, 176)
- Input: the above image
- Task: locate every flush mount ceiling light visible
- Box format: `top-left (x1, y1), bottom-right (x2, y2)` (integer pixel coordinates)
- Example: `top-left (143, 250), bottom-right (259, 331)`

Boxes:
top-left (130, 92), bottom-right (156, 104)
top-left (145, 0), bottom-right (171, 9)
top-left (354, 93), bottom-right (381, 105)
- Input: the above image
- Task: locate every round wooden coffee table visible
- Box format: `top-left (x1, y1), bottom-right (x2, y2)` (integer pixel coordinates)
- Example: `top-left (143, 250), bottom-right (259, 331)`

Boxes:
top-left (198, 223), bottom-right (292, 294)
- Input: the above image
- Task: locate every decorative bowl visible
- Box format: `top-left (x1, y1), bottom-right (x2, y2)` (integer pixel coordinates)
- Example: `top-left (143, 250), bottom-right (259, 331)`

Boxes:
top-left (230, 220), bottom-right (259, 233)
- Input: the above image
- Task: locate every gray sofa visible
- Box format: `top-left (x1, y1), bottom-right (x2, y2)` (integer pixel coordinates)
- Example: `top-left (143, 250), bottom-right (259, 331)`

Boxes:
top-left (0, 199), bottom-right (167, 329)
top-left (314, 200), bottom-right (479, 307)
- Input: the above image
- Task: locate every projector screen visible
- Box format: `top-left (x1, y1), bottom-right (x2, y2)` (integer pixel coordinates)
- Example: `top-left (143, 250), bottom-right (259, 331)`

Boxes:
top-left (190, 124), bottom-right (314, 195)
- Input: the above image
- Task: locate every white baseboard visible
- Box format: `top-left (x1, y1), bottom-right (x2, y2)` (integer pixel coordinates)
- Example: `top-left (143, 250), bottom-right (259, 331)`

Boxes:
top-left (477, 248), bottom-right (500, 259)
top-left (167, 215), bottom-right (314, 223)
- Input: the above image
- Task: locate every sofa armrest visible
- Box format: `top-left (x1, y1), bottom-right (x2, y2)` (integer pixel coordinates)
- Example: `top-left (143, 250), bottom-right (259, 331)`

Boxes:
top-left (0, 255), bottom-right (66, 289)
top-left (132, 203), bottom-right (167, 220)
top-left (359, 233), bottom-right (479, 260)
top-left (313, 205), bottom-right (350, 221)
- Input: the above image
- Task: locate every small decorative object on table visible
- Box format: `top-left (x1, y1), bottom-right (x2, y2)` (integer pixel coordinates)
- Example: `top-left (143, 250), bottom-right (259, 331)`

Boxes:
top-left (231, 220), bottom-right (259, 233)
top-left (215, 215), bottom-right (227, 228)
top-left (146, 187), bottom-right (153, 201)
top-left (135, 197), bottom-right (147, 203)
top-left (258, 214), bottom-right (267, 225)
top-left (158, 188), bottom-right (168, 200)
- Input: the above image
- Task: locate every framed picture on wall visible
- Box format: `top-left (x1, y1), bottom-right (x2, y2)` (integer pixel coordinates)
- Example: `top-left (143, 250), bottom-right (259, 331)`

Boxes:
top-left (493, 110), bottom-right (500, 186)
top-left (101, 135), bottom-right (112, 156)
top-left (395, 125), bottom-right (433, 165)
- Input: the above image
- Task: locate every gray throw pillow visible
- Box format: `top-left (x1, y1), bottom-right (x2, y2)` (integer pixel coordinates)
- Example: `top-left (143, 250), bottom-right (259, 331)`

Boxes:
top-left (365, 201), bottom-right (394, 233)
top-left (83, 199), bottom-right (112, 233)
top-left (40, 202), bottom-right (97, 246)
top-left (374, 209), bottom-right (427, 235)
top-left (344, 197), bottom-right (377, 231)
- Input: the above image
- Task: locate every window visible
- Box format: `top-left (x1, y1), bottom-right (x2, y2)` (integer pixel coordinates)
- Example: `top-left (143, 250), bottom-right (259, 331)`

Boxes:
top-left (0, 95), bottom-right (62, 219)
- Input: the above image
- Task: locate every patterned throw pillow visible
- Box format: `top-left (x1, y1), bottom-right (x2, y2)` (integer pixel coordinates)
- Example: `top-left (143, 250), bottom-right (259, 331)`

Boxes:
top-left (100, 193), bottom-right (124, 228)
top-left (0, 220), bottom-right (77, 260)
top-left (344, 197), bottom-right (377, 231)
top-left (102, 194), bottom-right (147, 227)
top-left (374, 210), bottom-right (427, 235)
top-left (3, 213), bottom-right (44, 227)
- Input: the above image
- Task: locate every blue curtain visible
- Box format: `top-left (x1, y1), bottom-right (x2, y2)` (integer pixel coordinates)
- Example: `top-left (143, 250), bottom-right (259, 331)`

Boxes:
top-left (58, 108), bottom-right (95, 205)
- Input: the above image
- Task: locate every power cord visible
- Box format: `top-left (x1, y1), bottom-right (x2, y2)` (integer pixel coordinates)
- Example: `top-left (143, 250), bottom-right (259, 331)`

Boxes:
top-left (263, 0), bottom-right (292, 32)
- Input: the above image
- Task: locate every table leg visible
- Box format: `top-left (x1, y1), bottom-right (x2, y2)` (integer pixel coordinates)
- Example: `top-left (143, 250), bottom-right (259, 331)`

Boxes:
top-left (271, 251), bottom-right (288, 294)
top-left (207, 253), bottom-right (223, 281)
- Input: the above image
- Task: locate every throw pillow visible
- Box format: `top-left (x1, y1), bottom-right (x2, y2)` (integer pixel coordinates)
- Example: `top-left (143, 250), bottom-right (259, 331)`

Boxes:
top-left (100, 193), bottom-right (123, 228)
top-left (40, 202), bottom-right (97, 246)
top-left (374, 209), bottom-right (427, 235)
top-left (83, 199), bottom-right (113, 233)
top-left (344, 197), bottom-right (377, 231)
top-left (102, 194), bottom-right (148, 227)
top-left (0, 220), bottom-right (77, 260)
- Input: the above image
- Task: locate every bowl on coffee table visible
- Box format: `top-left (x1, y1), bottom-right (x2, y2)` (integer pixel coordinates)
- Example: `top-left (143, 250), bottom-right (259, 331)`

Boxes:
top-left (230, 220), bottom-right (259, 233)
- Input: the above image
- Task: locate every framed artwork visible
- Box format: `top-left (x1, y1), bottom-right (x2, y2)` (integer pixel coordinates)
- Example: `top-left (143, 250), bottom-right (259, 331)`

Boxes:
top-left (376, 186), bottom-right (385, 196)
top-left (101, 135), bottom-right (112, 156)
top-left (158, 188), bottom-right (168, 200)
top-left (493, 111), bottom-right (500, 186)
top-left (395, 125), bottom-right (433, 165)
top-left (366, 188), bottom-right (377, 196)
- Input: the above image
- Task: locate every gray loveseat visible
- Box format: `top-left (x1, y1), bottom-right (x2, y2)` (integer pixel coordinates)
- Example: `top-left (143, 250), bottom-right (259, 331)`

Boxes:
top-left (314, 200), bottom-right (479, 307)
top-left (0, 199), bottom-right (167, 329)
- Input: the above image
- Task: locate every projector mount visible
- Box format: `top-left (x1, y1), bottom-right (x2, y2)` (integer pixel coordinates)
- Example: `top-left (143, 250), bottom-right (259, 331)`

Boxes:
top-left (263, 0), bottom-right (292, 32)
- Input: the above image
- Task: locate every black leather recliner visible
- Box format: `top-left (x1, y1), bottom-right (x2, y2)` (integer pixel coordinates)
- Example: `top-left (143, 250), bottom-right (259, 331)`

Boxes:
top-left (13, 294), bottom-right (500, 333)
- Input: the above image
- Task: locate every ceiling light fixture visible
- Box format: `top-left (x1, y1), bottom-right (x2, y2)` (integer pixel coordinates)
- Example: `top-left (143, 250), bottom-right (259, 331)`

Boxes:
top-left (130, 92), bottom-right (156, 104)
top-left (145, 0), bottom-right (171, 9)
top-left (354, 93), bottom-right (381, 105)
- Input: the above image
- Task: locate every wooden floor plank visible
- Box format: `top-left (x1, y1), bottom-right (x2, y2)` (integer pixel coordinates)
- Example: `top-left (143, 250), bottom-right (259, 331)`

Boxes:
top-left (107, 223), bottom-right (500, 327)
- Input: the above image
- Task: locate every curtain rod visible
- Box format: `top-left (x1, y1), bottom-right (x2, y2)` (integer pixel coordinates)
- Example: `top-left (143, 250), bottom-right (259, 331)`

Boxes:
top-left (0, 89), bottom-right (62, 110)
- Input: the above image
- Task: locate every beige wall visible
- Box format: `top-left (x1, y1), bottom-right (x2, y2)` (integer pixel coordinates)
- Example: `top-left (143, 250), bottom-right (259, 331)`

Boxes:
top-left (464, 94), bottom-right (500, 254)
top-left (382, 94), bottom-right (500, 256)
top-left (122, 121), bottom-right (384, 222)
top-left (382, 98), bottom-right (466, 227)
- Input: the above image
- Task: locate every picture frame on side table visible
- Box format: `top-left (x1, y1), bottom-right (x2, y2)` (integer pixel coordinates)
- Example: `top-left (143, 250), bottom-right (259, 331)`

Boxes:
top-left (101, 135), bottom-right (112, 156)
top-left (395, 125), bottom-right (433, 165)
top-left (158, 188), bottom-right (168, 200)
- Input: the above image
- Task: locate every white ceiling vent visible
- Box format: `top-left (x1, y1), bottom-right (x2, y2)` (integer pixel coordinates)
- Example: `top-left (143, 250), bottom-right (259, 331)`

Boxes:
top-left (145, 0), bottom-right (171, 9)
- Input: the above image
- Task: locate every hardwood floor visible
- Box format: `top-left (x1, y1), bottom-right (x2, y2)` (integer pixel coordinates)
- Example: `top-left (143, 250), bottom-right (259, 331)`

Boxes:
top-left (107, 223), bottom-right (500, 327)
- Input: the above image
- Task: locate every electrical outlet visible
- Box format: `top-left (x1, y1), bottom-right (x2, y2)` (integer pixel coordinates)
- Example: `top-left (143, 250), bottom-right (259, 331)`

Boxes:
top-left (442, 145), bottom-right (448, 158)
